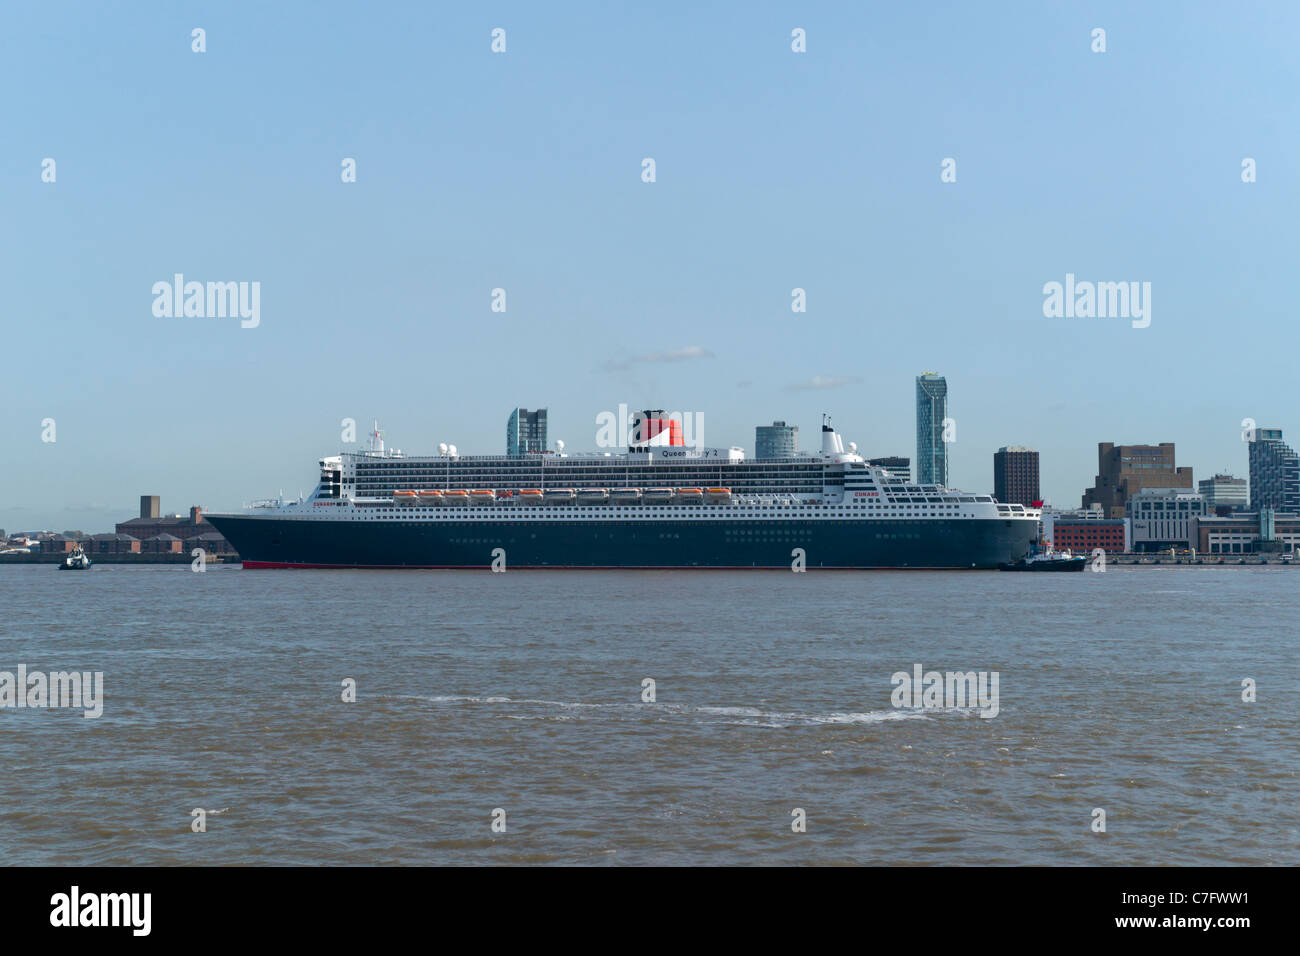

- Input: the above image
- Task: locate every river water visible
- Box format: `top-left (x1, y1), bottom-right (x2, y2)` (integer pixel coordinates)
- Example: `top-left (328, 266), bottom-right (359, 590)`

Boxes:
top-left (1, 564), bottom-right (1295, 865)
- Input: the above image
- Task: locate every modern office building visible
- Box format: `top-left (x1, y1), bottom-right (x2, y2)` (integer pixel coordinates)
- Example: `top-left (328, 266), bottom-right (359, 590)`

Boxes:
top-left (1126, 488), bottom-right (1206, 552)
top-left (1080, 442), bottom-right (1193, 518)
top-left (1194, 511), bottom-right (1300, 554)
top-left (506, 407), bottom-right (548, 456)
top-left (915, 373), bottom-right (948, 486)
top-left (755, 421), bottom-right (798, 459)
top-left (867, 456), bottom-right (910, 480)
top-left (1248, 428), bottom-right (1300, 512)
top-left (1197, 474), bottom-right (1249, 513)
top-left (993, 446), bottom-right (1040, 506)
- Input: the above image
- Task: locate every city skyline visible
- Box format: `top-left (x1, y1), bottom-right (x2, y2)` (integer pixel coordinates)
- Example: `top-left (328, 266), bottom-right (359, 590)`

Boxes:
top-left (6, 388), bottom-right (1291, 532)
top-left (4, 3), bottom-right (1298, 529)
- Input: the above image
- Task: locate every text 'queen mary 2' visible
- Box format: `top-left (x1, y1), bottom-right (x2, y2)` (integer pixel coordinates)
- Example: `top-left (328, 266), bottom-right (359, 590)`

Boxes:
top-left (205, 415), bottom-right (1041, 570)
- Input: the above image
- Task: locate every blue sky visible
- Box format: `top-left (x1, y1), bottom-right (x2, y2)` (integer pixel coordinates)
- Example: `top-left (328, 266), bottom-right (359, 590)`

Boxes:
top-left (3, 1), bottom-right (1297, 530)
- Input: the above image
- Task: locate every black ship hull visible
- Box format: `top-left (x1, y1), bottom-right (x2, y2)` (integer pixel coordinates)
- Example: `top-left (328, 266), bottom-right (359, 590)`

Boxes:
top-left (206, 514), bottom-right (1038, 570)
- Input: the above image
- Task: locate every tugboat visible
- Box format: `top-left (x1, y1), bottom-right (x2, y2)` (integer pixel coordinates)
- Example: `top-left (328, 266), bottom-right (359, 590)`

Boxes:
top-left (998, 548), bottom-right (1086, 572)
top-left (58, 546), bottom-right (93, 571)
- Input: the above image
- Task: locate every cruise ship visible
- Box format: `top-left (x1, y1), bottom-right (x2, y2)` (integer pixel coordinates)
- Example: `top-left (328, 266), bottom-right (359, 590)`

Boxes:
top-left (205, 412), bottom-right (1040, 569)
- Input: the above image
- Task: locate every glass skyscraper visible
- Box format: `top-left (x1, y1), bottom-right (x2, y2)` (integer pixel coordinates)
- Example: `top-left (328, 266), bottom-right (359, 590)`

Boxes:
top-left (506, 408), bottom-right (547, 456)
top-left (916, 373), bottom-right (948, 486)
top-left (755, 421), bottom-right (798, 458)
top-left (1248, 428), bottom-right (1299, 512)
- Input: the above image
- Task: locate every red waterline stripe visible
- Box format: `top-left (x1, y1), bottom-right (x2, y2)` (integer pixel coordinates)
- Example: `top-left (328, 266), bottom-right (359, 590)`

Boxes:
top-left (239, 561), bottom-right (978, 571)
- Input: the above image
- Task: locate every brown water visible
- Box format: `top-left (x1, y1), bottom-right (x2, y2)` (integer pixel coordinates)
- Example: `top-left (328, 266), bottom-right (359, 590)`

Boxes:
top-left (0, 564), bottom-right (1295, 865)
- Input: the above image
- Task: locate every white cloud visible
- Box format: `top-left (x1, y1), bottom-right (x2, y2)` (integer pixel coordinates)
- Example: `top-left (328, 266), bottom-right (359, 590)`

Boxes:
top-left (604, 345), bottom-right (714, 371)
top-left (786, 375), bottom-right (862, 391)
